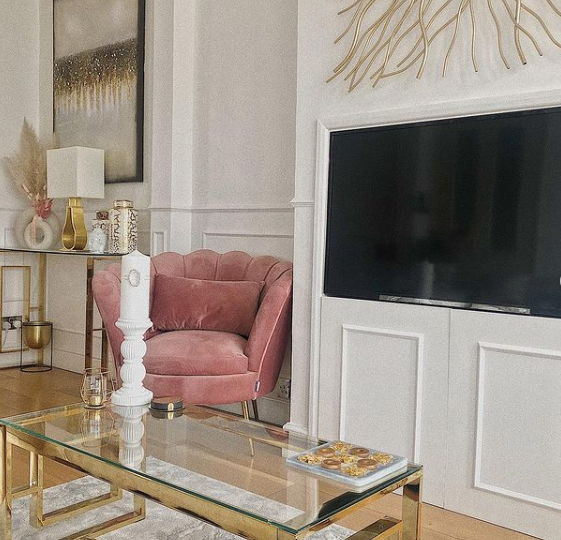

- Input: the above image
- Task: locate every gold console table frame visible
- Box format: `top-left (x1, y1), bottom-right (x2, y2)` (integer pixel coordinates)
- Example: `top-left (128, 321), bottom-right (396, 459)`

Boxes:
top-left (0, 248), bottom-right (125, 371)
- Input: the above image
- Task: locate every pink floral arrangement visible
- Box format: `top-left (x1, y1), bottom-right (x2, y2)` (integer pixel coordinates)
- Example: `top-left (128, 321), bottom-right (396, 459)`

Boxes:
top-left (2, 118), bottom-right (57, 222)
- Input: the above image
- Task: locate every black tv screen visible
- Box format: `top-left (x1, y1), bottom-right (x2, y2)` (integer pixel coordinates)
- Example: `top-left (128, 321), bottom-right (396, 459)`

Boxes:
top-left (324, 106), bottom-right (561, 317)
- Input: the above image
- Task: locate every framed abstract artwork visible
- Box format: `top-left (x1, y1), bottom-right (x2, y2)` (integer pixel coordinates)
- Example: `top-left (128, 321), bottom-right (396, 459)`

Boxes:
top-left (53, 0), bottom-right (145, 184)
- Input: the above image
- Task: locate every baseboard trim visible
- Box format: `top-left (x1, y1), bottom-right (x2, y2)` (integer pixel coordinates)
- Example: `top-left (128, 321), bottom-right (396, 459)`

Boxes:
top-left (283, 421), bottom-right (309, 436)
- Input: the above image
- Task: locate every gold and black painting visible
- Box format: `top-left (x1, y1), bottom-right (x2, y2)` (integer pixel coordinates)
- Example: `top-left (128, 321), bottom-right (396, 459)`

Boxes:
top-left (54, 0), bottom-right (144, 183)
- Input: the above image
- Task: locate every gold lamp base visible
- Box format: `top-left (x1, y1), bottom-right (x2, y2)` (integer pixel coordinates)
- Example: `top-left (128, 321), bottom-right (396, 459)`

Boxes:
top-left (62, 197), bottom-right (88, 250)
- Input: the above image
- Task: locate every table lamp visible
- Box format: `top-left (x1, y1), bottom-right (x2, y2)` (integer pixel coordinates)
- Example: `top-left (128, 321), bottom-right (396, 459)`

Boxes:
top-left (47, 147), bottom-right (105, 250)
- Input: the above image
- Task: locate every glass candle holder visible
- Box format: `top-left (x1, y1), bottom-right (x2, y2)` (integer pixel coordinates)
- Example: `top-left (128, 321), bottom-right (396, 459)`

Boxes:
top-left (80, 409), bottom-right (115, 448)
top-left (81, 368), bottom-right (114, 409)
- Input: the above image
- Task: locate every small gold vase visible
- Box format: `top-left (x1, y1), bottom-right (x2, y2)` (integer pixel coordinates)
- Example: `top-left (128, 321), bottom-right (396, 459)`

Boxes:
top-left (22, 321), bottom-right (52, 350)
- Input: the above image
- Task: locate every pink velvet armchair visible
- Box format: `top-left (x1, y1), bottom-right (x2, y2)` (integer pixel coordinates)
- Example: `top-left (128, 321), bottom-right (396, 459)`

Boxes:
top-left (92, 250), bottom-right (293, 417)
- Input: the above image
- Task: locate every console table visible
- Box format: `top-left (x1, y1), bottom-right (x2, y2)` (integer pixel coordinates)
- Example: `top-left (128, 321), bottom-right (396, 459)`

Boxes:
top-left (0, 247), bottom-right (124, 371)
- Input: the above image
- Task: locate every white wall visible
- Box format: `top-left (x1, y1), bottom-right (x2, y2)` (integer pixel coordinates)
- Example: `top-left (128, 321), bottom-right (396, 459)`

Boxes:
top-left (0, 0), bottom-right (43, 368)
top-left (188, 0), bottom-right (297, 260)
top-left (0, 1), bottom-right (40, 211)
top-left (289, 0), bottom-right (561, 435)
top-left (43, 0), bottom-right (299, 426)
top-left (192, 0), bottom-right (297, 208)
top-left (187, 0), bottom-right (298, 424)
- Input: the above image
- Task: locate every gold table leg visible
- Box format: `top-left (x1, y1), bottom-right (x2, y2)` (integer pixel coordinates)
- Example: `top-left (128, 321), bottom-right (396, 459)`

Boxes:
top-left (85, 257), bottom-right (95, 370)
top-left (241, 401), bottom-right (255, 457)
top-left (37, 253), bottom-right (46, 366)
top-left (101, 322), bottom-right (109, 372)
top-left (0, 426), bottom-right (11, 540)
top-left (402, 474), bottom-right (423, 540)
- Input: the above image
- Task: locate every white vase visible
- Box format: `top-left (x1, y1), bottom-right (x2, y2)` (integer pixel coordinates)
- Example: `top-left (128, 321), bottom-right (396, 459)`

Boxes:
top-left (14, 208), bottom-right (61, 250)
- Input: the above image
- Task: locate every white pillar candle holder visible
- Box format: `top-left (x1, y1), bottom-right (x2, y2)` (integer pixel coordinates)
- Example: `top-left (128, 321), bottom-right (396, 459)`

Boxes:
top-left (113, 404), bottom-right (148, 470)
top-left (112, 250), bottom-right (153, 407)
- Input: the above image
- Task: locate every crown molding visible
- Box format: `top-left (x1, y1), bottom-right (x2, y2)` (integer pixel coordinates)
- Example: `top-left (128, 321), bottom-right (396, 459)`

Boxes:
top-left (148, 204), bottom-right (294, 213)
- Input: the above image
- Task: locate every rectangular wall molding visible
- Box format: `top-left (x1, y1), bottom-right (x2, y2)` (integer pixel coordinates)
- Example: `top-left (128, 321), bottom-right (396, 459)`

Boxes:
top-left (475, 341), bottom-right (561, 511)
top-left (148, 204), bottom-right (294, 213)
top-left (202, 231), bottom-right (294, 261)
top-left (152, 230), bottom-right (168, 255)
top-left (339, 324), bottom-right (424, 462)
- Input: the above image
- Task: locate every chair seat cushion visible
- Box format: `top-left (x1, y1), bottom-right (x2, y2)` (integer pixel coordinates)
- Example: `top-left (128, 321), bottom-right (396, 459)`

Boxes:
top-left (144, 330), bottom-right (249, 377)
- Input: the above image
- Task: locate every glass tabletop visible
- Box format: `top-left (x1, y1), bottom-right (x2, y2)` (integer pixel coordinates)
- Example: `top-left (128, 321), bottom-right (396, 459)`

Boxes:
top-left (0, 403), bottom-right (421, 535)
top-left (0, 246), bottom-right (124, 257)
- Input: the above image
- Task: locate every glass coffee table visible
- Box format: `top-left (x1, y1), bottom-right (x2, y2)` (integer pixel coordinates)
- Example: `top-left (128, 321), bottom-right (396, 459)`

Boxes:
top-left (0, 403), bottom-right (422, 539)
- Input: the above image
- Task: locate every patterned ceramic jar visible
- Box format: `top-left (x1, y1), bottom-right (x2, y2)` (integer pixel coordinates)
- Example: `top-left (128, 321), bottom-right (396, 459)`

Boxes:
top-left (109, 200), bottom-right (138, 254)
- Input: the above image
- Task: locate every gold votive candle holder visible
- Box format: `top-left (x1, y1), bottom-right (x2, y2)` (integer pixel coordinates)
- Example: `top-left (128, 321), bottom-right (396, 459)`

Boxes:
top-left (81, 367), bottom-right (114, 409)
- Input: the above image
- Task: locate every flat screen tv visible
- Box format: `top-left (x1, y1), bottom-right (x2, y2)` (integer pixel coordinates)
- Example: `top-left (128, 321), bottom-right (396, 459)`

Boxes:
top-left (324, 106), bottom-right (561, 317)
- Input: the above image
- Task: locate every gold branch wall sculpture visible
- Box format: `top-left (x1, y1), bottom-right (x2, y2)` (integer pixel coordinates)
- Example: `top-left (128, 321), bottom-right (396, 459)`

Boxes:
top-left (328, 0), bottom-right (561, 91)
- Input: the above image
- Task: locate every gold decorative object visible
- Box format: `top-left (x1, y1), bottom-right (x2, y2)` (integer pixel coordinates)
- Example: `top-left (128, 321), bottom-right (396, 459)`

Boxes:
top-left (20, 321), bottom-right (54, 373)
top-left (22, 322), bottom-right (51, 350)
top-left (81, 368), bottom-right (115, 409)
top-left (62, 197), bottom-right (88, 250)
top-left (329, 0), bottom-right (561, 91)
top-left (343, 464), bottom-right (368, 477)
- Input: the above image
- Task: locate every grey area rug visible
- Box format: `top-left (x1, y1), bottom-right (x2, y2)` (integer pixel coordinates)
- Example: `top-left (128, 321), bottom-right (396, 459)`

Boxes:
top-left (13, 457), bottom-right (351, 539)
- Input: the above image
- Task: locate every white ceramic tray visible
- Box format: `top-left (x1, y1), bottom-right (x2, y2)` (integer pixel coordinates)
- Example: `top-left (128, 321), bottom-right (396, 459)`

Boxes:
top-left (286, 441), bottom-right (408, 491)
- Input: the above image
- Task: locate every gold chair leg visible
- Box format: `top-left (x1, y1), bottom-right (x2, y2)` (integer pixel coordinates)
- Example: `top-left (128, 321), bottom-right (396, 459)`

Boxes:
top-left (251, 399), bottom-right (259, 421)
top-left (241, 402), bottom-right (255, 457)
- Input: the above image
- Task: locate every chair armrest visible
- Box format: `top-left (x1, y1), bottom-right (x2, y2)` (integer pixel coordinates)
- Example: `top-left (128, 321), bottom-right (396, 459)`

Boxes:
top-left (245, 269), bottom-right (293, 397)
top-left (92, 264), bottom-right (123, 375)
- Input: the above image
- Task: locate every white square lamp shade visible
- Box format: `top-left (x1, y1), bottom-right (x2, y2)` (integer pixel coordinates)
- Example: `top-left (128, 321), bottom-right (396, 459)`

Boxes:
top-left (47, 147), bottom-right (105, 199)
top-left (47, 147), bottom-right (105, 250)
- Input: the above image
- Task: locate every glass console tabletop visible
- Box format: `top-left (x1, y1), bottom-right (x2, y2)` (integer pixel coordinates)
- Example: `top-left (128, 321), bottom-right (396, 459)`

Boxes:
top-left (0, 246), bottom-right (124, 257)
top-left (0, 404), bottom-right (423, 538)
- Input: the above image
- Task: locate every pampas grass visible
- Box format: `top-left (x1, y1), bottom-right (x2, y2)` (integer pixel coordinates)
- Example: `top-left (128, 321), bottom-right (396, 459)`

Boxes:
top-left (2, 119), bottom-right (57, 204)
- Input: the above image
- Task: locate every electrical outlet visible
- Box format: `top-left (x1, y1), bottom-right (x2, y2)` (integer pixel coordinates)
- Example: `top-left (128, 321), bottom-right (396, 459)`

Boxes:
top-left (1, 316), bottom-right (23, 350)
top-left (2, 316), bottom-right (22, 331)
top-left (276, 378), bottom-right (291, 400)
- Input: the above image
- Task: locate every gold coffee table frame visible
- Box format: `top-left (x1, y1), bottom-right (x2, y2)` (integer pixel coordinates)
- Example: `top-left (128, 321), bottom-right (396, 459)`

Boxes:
top-left (0, 405), bottom-right (423, 540)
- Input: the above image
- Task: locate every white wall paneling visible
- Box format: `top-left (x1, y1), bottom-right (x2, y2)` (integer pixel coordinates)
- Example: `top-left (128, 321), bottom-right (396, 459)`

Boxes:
top-left (318, 296), bottom-right (449, 507)
top-left (190, 207), bottom-right (294, 260)
top-left (202, 232), bottom-right (293, 262)
top-left (339, 325), bottom-right (424, 461)
top-left (475, 342), bottom-right (561, 512)
top-left (446, 310), bottom-right (561, 540)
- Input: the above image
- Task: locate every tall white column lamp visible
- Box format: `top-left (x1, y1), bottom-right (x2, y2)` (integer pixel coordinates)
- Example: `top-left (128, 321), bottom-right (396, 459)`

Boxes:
top-left (111, 250), bottom-right (154, 407)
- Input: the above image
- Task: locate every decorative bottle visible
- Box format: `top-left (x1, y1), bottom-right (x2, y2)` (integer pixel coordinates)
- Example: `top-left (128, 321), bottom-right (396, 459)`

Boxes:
top-left (109, 200), bottom-right (138, 254)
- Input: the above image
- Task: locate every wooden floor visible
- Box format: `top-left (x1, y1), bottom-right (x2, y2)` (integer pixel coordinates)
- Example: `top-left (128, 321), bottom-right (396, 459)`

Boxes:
top-left (0, 367), bottom-right (535, 540)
